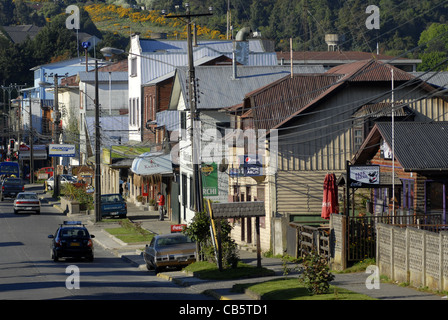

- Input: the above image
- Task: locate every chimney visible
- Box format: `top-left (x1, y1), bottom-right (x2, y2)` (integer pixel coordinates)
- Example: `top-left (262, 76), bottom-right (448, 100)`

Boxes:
top-left (232, 27), bottom-right (252, 80)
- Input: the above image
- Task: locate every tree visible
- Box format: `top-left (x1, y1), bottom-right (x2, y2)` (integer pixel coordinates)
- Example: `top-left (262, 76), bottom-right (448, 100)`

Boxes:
top-left (417, 23), bottom-right (448, 71)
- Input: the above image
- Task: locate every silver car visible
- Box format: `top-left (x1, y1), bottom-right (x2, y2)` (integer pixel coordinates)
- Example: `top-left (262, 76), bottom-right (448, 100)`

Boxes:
top-left (14, 192), bottom-right (41, 214)
top-left (46, 174), bottom-right (77, 190)
top-left (144, 233), bottom-right (196, 273)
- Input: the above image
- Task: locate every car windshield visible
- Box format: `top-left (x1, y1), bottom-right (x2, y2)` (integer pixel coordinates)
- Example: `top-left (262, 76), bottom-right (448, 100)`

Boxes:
top-left (101, 194), bottom-right (123, 202)
top-left (4, 178), bottom-right (22, 184)
top-left (62, 175), bottom-right (76, 181)
top-left (17, 193), bottom-right (38, 199)
top-left (59, 227), bottom-right (89, 239)
top-left (156, 235), bottom-right (193, 247)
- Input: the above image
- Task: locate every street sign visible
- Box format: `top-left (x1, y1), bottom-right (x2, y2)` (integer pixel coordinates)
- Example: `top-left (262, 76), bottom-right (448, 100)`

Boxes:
top-left (49, 144), bottom-right (76, 157)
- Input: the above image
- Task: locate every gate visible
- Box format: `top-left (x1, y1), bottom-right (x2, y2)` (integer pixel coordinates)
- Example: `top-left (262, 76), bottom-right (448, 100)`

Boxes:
top-left (289, 222), bottom-right (330, 259)
top-left (346, 213), bottom-right (444, 262)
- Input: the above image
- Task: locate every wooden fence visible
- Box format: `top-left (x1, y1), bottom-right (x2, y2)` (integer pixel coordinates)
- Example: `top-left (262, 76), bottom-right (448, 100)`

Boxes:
top-left (289, 213), bottom-right (447, 270)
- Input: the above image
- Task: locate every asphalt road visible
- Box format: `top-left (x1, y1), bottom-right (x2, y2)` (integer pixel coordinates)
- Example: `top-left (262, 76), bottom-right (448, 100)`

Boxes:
top-left (0, 186), bottom-right (212, 301)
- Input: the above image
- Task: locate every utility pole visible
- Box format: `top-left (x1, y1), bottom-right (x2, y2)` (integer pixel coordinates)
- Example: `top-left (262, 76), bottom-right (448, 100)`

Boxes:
top-left (29, 93), bottom-right (34, 184)
top-left (166, 5), bottom-right (212, 213)
top-left (53, 74), bottom-right (61, 197)
top-left (94, 59), bottom-right (102, 222)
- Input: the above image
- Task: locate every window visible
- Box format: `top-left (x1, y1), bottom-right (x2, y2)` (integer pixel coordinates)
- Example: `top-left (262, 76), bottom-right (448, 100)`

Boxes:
top-left (130, 58), bottom-right (137, 77)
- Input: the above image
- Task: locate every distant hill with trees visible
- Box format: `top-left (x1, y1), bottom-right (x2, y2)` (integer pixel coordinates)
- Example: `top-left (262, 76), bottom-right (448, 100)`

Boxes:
top-left (1, 0), bottom-right (448, 92)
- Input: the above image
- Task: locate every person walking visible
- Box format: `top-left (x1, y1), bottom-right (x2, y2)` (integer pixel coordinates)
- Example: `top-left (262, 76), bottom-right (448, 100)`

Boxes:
top-left (157, 192), bottom-right (165, 221)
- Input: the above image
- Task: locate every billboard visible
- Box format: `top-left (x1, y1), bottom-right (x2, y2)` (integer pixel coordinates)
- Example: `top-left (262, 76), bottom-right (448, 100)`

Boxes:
top-left (49, 144), bottom-right (76, 157)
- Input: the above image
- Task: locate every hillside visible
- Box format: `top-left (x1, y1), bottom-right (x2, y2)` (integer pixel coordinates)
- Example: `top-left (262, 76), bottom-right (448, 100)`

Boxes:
top-left (1, 0), bottom-right (448, 88)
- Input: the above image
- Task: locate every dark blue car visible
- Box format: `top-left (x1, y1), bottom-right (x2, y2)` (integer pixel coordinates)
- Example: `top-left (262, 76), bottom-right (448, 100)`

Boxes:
top-left (101, 193), bottom-right (127, 218)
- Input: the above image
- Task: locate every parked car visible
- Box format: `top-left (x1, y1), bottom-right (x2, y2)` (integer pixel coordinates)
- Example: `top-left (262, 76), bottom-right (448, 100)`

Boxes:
top-left (1, 177), bottom-right (25, 200)
top-left (101, 193), bottom-right (127, 218)
top-left (46, 174), bottom-right (77, 190)
top-left (35, 167), bottom-right (54, 180)
top-left (48, 221), bottom-right (95, 262)
top-left (143, 233), bottom-right (196, 273)
top-left (13, 192), bottom-right (41, 214)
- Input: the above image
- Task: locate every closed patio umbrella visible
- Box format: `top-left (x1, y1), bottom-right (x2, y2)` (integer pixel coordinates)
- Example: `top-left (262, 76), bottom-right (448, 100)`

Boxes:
top-left (321, 173), bottom-right (339, 220)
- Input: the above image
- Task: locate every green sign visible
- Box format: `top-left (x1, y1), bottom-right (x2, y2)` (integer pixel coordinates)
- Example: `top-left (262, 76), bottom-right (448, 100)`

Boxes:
top-left (202, 162), bottom-right (218, 196)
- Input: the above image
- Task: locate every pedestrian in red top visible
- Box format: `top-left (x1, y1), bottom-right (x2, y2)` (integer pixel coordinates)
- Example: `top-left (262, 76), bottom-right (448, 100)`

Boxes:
top-left (157, 192), bottom-right (165, 221)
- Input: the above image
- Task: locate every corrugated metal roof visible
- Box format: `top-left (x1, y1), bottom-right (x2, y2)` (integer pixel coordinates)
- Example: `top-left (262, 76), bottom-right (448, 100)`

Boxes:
top-left (176, 65), bottom-right (326, 110)
top-left (278, 51), bottom-right (419, 62)
top-left (139, 39), bottom-right (267, 53)
top-left (156, 110), bottom-right (179, 131)
top-left (78, 71), bottom-right (128, 83)
top-left (412, 71), bottom-right (448, 88)
top-left (140, 51), bottom-right (277, 84)
top-left (376, 122), bottom-right (448, 171)
top-left (327, 59), bottom-right (415, 82)
top-left (243, 59), bottom-right (436, 132)
top-left (249, 73), bottom-right (344, 130)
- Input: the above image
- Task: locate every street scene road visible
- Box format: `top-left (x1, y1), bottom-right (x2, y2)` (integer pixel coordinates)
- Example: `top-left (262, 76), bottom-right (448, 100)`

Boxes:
top-left (0, 185), bottom-right (211, 300)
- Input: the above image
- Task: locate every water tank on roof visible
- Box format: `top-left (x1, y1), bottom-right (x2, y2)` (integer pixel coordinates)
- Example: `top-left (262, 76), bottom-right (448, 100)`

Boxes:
top-left (325, 34), bottom-right (340, 51)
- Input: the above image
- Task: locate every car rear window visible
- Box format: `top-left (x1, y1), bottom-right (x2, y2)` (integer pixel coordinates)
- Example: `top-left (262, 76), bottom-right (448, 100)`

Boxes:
top-left (60, 228), bottom-right (89, 238)
top-left (156, 235), bottom-right (193, 247)
top-left (101, 194), bottom-right (123, 202)
top-left (17, 193), bottom-right (38, 199)
top-left (4, 179), bottom-right (22, 185)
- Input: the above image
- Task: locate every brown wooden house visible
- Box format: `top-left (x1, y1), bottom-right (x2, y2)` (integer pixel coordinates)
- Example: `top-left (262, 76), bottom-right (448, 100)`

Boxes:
top-left (230, 59), bottom-right (448, 253)
top-left (352, 121), bottom-right (448, 224)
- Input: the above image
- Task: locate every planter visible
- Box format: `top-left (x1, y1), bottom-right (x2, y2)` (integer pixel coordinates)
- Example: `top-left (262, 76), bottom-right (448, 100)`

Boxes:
top-left (61, 197), bottom-right (80, 215)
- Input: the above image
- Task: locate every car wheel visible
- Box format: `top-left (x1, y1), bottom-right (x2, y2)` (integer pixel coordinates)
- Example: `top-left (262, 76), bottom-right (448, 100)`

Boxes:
top-left (87, 255), bottom-right (94, 262)
top-left (13, 209), bottom-right (17, 214)
top-left (146, 263), bottom-right (153, 271)
top-left (47, 185), bottom-right (53, 191)
top-left (35, 210), bottom-right (40, 215)
top-left (52, 251), bottom-right (59, 262)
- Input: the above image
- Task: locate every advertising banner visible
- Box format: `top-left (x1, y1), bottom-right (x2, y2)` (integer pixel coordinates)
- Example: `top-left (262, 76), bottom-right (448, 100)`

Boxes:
top-left (19, 145), bottom-right (47, 160)
top-left (49, 144), bottom-right (76, 157)
top-left (348, 165), bottom-right (380, 187)
top-left (202, 162), bottom-right (218, 196)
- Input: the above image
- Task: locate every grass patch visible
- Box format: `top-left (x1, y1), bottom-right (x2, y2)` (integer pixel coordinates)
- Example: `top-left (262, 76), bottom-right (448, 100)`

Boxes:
top-left (183, 261), bottom-right (275, 280)
top-left (105, 219), bottom-right (154, 244)
top-left (232, 278), bottom-right (377, 300)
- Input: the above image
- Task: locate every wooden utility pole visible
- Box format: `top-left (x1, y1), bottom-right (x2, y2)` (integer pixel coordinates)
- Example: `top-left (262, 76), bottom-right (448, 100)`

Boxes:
top-left (94, 59), bottom-right (102, 222)
top-left (166, 6), bottom-right (212, 213)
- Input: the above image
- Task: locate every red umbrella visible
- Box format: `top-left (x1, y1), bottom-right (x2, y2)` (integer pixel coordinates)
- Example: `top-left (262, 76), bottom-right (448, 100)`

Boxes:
top-left (321, 173), bottom-right (339, 220)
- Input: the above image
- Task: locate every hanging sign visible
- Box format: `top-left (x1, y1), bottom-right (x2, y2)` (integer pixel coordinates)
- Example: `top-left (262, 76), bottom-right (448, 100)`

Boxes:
top-left (348, 165), bottom-right (380, 187)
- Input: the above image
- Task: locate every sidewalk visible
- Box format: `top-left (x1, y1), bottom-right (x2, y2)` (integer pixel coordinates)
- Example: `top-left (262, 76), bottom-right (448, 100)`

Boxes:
top-left (42, 190), bottom-right (445, 301)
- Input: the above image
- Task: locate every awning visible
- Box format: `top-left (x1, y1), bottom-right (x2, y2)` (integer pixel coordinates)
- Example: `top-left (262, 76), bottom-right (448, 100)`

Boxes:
top-left (131, 152), bottom-right (173, 176)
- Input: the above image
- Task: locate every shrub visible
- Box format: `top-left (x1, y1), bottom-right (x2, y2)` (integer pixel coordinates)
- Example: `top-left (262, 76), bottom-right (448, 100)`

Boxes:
top-left (183, 210), bottom-right (239, 268)
top-left (300, 251), bottom-right (335, 295)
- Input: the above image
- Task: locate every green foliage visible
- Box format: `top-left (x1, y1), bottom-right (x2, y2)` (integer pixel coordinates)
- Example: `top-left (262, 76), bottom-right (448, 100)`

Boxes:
top-left (300, 251), bottom-right (335, 295)
top-left (61, 183), bottom-right (94, 210)
top-left (183, 210), bottom-right (239, 268)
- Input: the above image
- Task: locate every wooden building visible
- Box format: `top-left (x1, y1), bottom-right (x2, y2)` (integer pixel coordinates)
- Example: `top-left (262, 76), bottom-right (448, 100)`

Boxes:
top-left (233, 59), bottom-right (448, 253)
